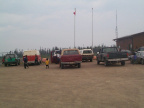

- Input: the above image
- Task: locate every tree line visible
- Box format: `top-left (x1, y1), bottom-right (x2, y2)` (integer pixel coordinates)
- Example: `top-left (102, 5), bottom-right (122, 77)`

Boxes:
top-left (1, 44), bottom-right (116, 58)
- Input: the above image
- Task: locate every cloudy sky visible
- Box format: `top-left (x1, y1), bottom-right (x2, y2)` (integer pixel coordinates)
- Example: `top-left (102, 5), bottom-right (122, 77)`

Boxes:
top-left (0, 0), bottom-right (144, 53)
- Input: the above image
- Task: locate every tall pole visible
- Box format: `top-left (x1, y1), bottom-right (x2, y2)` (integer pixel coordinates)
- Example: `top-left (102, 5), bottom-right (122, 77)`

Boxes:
top-left (116, 10), bottom-right (118, 39)
top-left (74, 8), bottom-right (76, 48)
top-left (92, 8), bottom-right (93, 50)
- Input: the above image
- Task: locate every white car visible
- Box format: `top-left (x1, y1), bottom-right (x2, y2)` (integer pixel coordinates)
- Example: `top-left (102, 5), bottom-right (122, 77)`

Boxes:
top-left (131, 51), bottom-right (144, 64)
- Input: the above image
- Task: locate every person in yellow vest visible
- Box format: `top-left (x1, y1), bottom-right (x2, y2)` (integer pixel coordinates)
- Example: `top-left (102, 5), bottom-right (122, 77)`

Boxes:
top-left (45, 58), bottom-right (49, 69)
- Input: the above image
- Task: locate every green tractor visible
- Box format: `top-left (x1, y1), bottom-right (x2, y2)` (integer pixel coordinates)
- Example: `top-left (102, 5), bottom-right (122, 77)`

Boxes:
top-left (4, 54), bottom-right (20, 66)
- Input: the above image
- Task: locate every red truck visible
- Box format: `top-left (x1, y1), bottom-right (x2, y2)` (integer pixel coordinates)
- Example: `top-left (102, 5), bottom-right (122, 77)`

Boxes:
top-left (23, 50), bottom-right (41, 65)
top-left (59, 49), bottom-right (82, 69)
top-left (51, 50), bottom-right (61, 64)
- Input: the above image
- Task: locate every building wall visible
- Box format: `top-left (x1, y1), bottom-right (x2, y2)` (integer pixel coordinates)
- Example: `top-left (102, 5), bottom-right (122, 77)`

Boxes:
top-left (133, 34), bottom-right (144, 49)
top-left (116, 38), bottom-right (132, 50)
top-left (116, 33), bottom-right (144, 50)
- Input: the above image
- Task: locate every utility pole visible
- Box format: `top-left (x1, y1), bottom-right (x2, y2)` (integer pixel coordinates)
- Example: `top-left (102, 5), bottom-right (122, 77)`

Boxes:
top-left (92, 8), bottom-right (93, 50)
top-left (116, 10), bottom-right (118, 39)
top-left (73, 8), bottom-right (76, 48)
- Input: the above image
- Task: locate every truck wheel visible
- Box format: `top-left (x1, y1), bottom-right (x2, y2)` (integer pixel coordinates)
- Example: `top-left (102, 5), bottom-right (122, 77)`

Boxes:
top-left (104, 60), bottom-right (108, 66)
top-left (18, 61), bottom-right (20, 65)
top-left (61, 64), bottom-right (64, 69)
top-left (90, 59), bottom-right (93, 62)
top-left (5, 63), bottom-right (7, 67)
top-left (16, 62), bottom-right (18, 66)
top-left (121, 61), bottom-right (125, 66)
top-left (78, 63), bottom-right (81, 68)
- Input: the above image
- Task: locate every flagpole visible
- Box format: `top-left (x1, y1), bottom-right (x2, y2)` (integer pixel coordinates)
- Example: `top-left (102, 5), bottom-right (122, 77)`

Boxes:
top-left (74, 8), bottom-right (76, 48)
top-left (92, 8), bottom-right (93, 51)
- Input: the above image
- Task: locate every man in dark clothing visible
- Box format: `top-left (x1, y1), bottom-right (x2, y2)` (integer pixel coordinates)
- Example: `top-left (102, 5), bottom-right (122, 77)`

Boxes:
top-left (24, 55), bottom-right (29, 69)
top-left (35, 54), bottom-right (38, 64)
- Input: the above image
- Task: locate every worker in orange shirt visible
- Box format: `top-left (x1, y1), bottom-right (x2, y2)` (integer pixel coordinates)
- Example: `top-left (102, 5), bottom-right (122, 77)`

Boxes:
top-left (45, 58), bottom-right (49, 69)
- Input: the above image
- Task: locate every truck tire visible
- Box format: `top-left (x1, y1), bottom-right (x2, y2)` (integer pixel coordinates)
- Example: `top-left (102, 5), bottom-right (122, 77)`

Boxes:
top-left (121, 61), bottom-right (125, 66)
top-left (5, 63), bottom-right (7, 67)
top-left (90, 59), bottom-right (93, 62)
top-left (16, 62), bottom-right (18, 66)
top-left (78, 63), bottom-right (81, 68)
top-left (61, 64), bottom-right (64, 69)
top-left (104, 60), bottom-right (108, 66)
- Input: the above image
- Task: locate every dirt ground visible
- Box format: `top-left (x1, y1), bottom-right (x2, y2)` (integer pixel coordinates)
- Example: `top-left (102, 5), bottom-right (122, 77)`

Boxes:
top-left (0, 61), bottom-right (144, 108)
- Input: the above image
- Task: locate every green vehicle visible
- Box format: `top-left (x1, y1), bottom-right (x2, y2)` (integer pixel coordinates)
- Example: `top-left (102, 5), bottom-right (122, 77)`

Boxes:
top-left (4, 54), bottom-right (20, 66)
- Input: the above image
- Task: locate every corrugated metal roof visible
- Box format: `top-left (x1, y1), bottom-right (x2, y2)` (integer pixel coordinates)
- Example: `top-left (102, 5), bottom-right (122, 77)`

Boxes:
top-left (113, 32), bottom-right (144, 41)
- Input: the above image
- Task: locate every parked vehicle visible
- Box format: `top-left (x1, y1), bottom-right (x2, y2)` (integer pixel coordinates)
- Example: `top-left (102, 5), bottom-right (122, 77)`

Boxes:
top-left (23, 50), bottom-right (41, 65)
top-left (129, 46), bottom-right (144, 60)
top-left (59, 49), bottom-right (82, 69)
top-left (79, 49), bottom-right (94, 62)
top-left (130, 51), bottom-right (144, 64)
top-left (121, 49), bottom-right (132, 60)
top-left (51, 50), bottom-right (61, 64)
top-left (4, 54), bottom-right (20, 66)
top-left (96, 47), bottom-right (128, 66)
top-left (136, 46), bottom-right (144, 51)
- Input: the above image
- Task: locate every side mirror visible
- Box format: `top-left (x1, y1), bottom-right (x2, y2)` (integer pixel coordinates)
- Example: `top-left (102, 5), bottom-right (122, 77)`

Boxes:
top-left (97, 52), bottom-right (99, 54)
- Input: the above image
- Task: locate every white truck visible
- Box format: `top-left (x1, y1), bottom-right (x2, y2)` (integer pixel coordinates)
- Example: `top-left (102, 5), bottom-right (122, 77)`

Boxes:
top-left (79, 49), bottom-right (94, 62)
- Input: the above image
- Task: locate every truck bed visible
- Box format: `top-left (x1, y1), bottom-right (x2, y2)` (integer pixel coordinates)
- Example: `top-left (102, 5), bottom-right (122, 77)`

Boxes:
top-left (108, 52), bottom-right (128, 59)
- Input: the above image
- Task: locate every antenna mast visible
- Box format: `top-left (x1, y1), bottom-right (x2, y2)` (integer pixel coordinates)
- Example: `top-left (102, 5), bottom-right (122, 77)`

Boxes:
top-left (116, 10), bottom-right (118, 39)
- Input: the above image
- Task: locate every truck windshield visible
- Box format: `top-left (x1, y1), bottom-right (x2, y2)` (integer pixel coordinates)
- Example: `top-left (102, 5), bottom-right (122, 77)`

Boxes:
top-left (6, 55), bottom-right (15, 59)
top-left (83, 50), bottom-right (92, 54)
top-left (63, 50), bottom-right (79, 55)
top-left (102, 48), bottom-right (117, 53)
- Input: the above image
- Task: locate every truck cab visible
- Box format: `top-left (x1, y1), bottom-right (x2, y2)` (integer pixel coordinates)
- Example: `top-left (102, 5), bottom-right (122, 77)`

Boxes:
top-left (60, 49), bottom-right (82, 69)
top-left (4, 54), bottom-right (20, 66)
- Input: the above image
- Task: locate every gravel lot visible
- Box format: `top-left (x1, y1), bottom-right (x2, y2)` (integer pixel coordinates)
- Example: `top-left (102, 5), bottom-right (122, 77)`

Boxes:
top-left (0, 61), bottom-right (144, 108)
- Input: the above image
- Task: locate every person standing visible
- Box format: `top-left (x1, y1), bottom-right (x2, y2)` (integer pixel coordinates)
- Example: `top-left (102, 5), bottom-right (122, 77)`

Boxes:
top-left (24, 55), bottom-right (29, 69)
top-left (35, 54), bottom-right (38, 64)
top-left (45, 58), bottom-right (49, 69)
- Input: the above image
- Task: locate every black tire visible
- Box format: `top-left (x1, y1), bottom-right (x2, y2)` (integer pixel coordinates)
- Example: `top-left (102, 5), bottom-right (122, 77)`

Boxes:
top-left (121, 61), bottom-right (125, 66)
top-left (5, 63), bottom-right (7, 67)
top-left (90, 59), bottom-right (93, 62)
top-left (15, 62), bottom-right (18, 66)
top-left (104, 60), bottom-right (108, 66)
top-left (78, 63), bottom-right (81, 68)
top-left (61, 64), bottom-right (64, 69)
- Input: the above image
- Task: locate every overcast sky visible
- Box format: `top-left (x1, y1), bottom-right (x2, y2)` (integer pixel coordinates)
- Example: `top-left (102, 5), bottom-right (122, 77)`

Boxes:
top-left (0, 0), bottom-right (144, 53)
